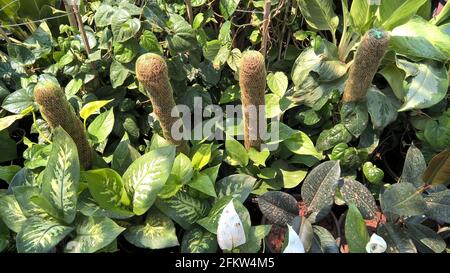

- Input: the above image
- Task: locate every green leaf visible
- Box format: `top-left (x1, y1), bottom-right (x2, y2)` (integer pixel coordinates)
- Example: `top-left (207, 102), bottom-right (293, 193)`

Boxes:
top-left (215, 174), bottom-right (256, 203)
top-left (301, 161), bottom-right (340, 223)
top-left (339, 179), bottom-right (377, 219)
top-left (366, 87), bottom-right (399, 130)
top-left (65, 216), bottom-right (125, 253)
top-left (378, 223), bottom-right (417, 253)
top-left (124, 208), bottom-right (179, 249)
top-left (0, 131), bottom-right (17, 163)
top-left (7, 44), bottom-right (35, 65)
top-left (316, 124), bottom-right (353, 151)
top-left (197, 197), bottom-right (250, 235)
top-left (42, 127), bottom-right (80, 224)
top-left (381, 183), bottom-right (427, 216)
top-left (379, 64), bottom-right (406, 100)
top-left (0, 219), bottom-right (9, 252)
top-left (166, 14), bottom-right (197, 53)
top-left (423, 148), bottom-right (450, 185)
top-left (113, 39), bottom-right (139, 63)
top-left (219, 0), bottom-right (240, 20)
top-left (362, 162), bottom-right (384, 184)
top-left (140, 30), bottom-right (163, 53)
top-left (236, 225), bottom-right (272, 253)
top-left (0, 165), bottom-right (21, 184)
top-left (345, 204), bottom-right (370, 253)
top-left (284, 131), bottom-right (322, 159)
top-left (2, 87), bottom-right (34, 114)
top-left (80, 99), bottom-right (113, 120)
top-left (424, 189), bottom-right (450, 223)
top-left (155, 191), bottom-right (210, 230)
top-left (340, 101), bottom-right (368, 138)
top-left (171, 153), bottom-right (194, 184)
top-left (65, 78), bottom-right (83, 96)
top-left (311, 225), bottom-right (339, 253)
top-left (296, 0), bottom-right (339, 32)
top-left (191, 143), bottom-right (212, 170)
top-left (111, 9), bottom-right (141, 42)
top-left (248, 147), bottom-right (270, 167)
top-left (257, 191), bottom-right (299, 226)
top-left (110, 60), bottom-right (130, 88)
top-left (188, 172), bottom-right (217, 197)
top-left (225, 136), bottom-right (249, 167)
top-left (399, 144), bottom-right (426, 188)
top-left (94, 3), bottom-right (115, 27)
top-left (88, 108), bottom-right (115, 143)
top-left (424, 117), bottom-right (450, 151)
top-left (84, 168), bottom-right (132, 214)
top-left (380, 0), bottom-right (428, 30)
top-left (181, 227), bottom-right (218, 253)
top-left (406, 223), bottom-right (446, 253)
top-left (350, 0), bottom-right (370, 33)
top-left (391, 17), bottom-right (450, 62)
top-left (111, 133), bottom-right (141, 175)
top-left (123, 146), bottom-right (176, 215)
top-left (267, 72), bottom-right (288, 97)
top-left (219, 85), bottom-right (241, 104)
top-left (0, 194), bottom-right (26, 233)
top-left (16, 217), bottom-right (73, 253)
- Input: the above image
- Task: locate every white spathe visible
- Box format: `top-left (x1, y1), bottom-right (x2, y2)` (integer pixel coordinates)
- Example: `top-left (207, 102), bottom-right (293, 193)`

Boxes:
top-left (283, 225), bottom-right (305, 253)
top-left (366, 233), bottom-right (387, 253)
top-left (217, 200), bottom-right (246, 250)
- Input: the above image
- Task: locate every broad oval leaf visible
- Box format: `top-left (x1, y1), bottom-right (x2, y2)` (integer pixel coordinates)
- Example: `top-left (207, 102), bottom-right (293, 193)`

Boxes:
top-left (378, 223), bottom-right (417, 253)
top-left (399, 144), bottom-right (426, 188)
top-left (339, 179), bottom-right (377, 219)
top-left (258, 191), bottom-right (299, 226)
top-left (225, 137), bottom-right (249, 167)
top-left (16, 217), bottom-right (73, 253)
top-left (215, 174), bottom-right (256, 203)
top-left (267, 72), bottom-right (288, 97)
top-left (380, 183), bottom-right (427, 216)
top-left (366, 87), bottom-right (400, 131)
top-left (297, 0), bottom-right (339, 32)
top-left (123, 146), bottom-right (176, 215)
top-left (345, 204), bottom-right (370, 253)
top-left (423, 148), bottom-right (450, 185)
top-left (424, 189), bottom-right (450, 223)
top-left (311, 225), bottom-right (339, 253)
top-left (124, 208), bottom-right (179, 249)
top-left (0, 194), bottom-right (26, 233)
top-left (65, 216), bottom-right (125, 253)
top-left (217, 200), bottom-right (246, 250)
top-left (42, 127), bottom-right (80, 224)
top-left (181, 227), bottom-right (218, 253)
top-left (111, 9), bottom-right (141, 43)
top-left (340, 101), bottom-right (369, 138)
top-left (284, 131), bottom-right (322, 159)
top-left (316, 124), bottom-right (353, 152)
top-left (397, 60), bottom-right (448, 112)
top-left (155, 191), bottom-right (210, 230)
top-left (283, 225), bottom-right (305, 253)
top-left (80, 99), bottom-right (113, 121)
top-left (292, 216), bottom-right (314, 252)
top-left (236, 225), bottom-right (272, 253)
top-left (301, 161), bottom-right (340, 223)
top-left (84, 168), bottom-right (132, 215)
top-left (88, 108), bottom-right (115, 143)
top-left (166, 14), bottom-right (197, 53)
top-left (406, 223), bottom-right (446, 253)
top-left (94, 4), bottom-right (115, 27)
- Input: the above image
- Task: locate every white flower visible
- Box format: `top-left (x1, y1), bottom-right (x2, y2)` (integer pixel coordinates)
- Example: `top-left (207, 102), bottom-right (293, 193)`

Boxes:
top-left (283, 225), bottom-right (305, 253)
top-left (366, 233), bottom-right (387, 253)
top-left (217, 200), bottom-right (246, 250)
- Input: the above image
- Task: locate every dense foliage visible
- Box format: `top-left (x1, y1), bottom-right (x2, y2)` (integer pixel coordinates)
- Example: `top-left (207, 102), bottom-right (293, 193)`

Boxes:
top-left (0, 0), bottom-right (449, 253)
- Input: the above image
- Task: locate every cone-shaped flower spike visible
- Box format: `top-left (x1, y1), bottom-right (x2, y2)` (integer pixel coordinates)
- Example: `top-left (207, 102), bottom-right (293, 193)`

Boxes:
top-left (136, 53), bottom-right (188, 154)
top-left (34, 81), bottom-right (93, 170)
top-left (239, 50), bottom-right (267, 150)
top-left (342, 29), bottom-right (390, 103)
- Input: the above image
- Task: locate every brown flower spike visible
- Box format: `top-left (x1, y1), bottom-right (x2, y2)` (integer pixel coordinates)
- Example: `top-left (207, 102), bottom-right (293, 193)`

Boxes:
top-left (239, 50), bottom-right (267, 150)
top-left (136, 53), bottom-right (188, 154)
top-left (34, 81), bottom-right (93, 170)
top-left (342, 29), bottom-right (390, 103)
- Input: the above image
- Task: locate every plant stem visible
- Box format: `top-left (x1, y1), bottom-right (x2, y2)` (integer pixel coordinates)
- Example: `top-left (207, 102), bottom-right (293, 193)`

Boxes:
top-left (185, 0), bottom-right (193, 24)
top-left (261, 0), bottom-right (272, 58)
top-left (72, 3), bottom-right (91, 54)
top-left (0, 27), bottom-right (11, 44)
top-left (278, 0), bottom-right (290, 61)
top-left (63, 0), bottom-right (78, 28)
